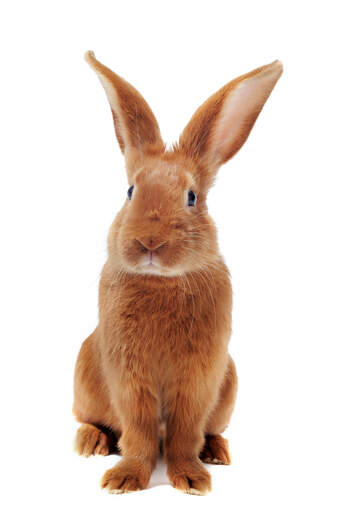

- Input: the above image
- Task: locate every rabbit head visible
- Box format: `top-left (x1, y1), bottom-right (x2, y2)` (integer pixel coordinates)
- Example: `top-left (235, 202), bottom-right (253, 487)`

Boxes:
top-left (85, 52), bottom-right (282, 276)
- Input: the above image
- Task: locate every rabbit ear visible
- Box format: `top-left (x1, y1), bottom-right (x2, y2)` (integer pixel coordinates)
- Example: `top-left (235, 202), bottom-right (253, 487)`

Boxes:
top-left (179, 60), bottom-right (283, 190)
top-left (85, 51), bottom-right (164, 158)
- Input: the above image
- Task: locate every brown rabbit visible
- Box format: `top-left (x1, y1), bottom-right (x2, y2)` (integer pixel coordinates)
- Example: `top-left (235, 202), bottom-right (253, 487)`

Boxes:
top-left (73, 51), bottom-right (282, 495)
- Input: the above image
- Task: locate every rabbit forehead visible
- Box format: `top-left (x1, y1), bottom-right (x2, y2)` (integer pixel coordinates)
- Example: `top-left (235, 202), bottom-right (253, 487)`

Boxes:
top-left (134, 160), bottom-right (195, 190)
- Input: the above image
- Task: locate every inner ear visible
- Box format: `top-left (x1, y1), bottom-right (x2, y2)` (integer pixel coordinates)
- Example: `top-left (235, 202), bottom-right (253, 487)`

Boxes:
top-left (212, 62), bottom-right (283, 164)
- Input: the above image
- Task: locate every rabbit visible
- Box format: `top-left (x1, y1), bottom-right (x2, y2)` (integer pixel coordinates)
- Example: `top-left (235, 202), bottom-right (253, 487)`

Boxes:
top-left (73, 51), bottom-right (282, 495)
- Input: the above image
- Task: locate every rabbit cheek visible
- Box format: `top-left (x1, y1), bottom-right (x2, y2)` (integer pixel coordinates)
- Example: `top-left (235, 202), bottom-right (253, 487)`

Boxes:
top-left (120, 239), bottom-right (146, 268)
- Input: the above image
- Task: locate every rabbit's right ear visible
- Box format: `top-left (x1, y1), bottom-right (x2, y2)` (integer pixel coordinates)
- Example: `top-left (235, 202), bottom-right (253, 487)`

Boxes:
top-left (85, 51), bottom-right (164, 162)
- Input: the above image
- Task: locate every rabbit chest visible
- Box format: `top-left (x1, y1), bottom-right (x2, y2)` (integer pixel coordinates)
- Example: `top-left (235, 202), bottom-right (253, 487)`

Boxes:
top-left (100, 270), bottom-right (232, 382)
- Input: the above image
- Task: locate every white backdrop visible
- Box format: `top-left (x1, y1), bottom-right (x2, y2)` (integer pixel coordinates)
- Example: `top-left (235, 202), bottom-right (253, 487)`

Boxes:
top-left (1, 1), bottom-right (340, 511)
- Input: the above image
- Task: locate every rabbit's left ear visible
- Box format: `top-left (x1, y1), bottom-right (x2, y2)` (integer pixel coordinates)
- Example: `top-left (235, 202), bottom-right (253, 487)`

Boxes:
top-left (85, 51), bottom-right (164, 160)
top-left (179, 60), bottom-right (283, 190)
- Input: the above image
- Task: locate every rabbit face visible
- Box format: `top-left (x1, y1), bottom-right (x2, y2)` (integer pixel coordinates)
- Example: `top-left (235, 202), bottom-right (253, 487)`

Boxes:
top-left (108, 155), bottom-right (218, 276)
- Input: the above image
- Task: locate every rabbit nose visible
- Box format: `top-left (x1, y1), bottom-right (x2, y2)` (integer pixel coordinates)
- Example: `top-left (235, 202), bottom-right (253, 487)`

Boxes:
top-left (137, 237), bottom-right (166, 251)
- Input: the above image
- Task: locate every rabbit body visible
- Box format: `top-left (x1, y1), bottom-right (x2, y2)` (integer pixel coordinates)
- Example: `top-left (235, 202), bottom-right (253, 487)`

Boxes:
top-left (74, 257), bottom-right (235, 447)
top-left (73, 52), bottom-right (282, 494)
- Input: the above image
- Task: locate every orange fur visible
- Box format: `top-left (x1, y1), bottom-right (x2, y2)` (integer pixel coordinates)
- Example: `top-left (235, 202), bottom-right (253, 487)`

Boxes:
top-left (73, 52), bottom-right (282, 494)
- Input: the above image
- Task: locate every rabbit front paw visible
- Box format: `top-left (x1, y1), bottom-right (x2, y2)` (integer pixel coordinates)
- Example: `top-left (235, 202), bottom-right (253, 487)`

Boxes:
top-left (101, 458), bottom-right (151, 494)
top-left (168, 458), bottom-right (211, 495)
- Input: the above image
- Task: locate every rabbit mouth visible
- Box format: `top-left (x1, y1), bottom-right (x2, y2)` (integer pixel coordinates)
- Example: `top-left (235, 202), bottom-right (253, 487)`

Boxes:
top-left (122, 239), bottom-right (172, 275)
top-left (146, 250), bottom-right (160, 267)
top-left (120, 238), bottom-right (187, 276)
top-left (140, 251), bottom-right (162, 272)
top-left (135, 252), bottom-right (181, 276)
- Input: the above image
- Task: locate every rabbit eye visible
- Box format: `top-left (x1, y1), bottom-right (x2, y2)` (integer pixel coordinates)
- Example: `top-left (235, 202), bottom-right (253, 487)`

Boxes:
top-left (127, 185), bottom-right (134, 200)
top-left (187, 190), bottom-right (197, 207)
